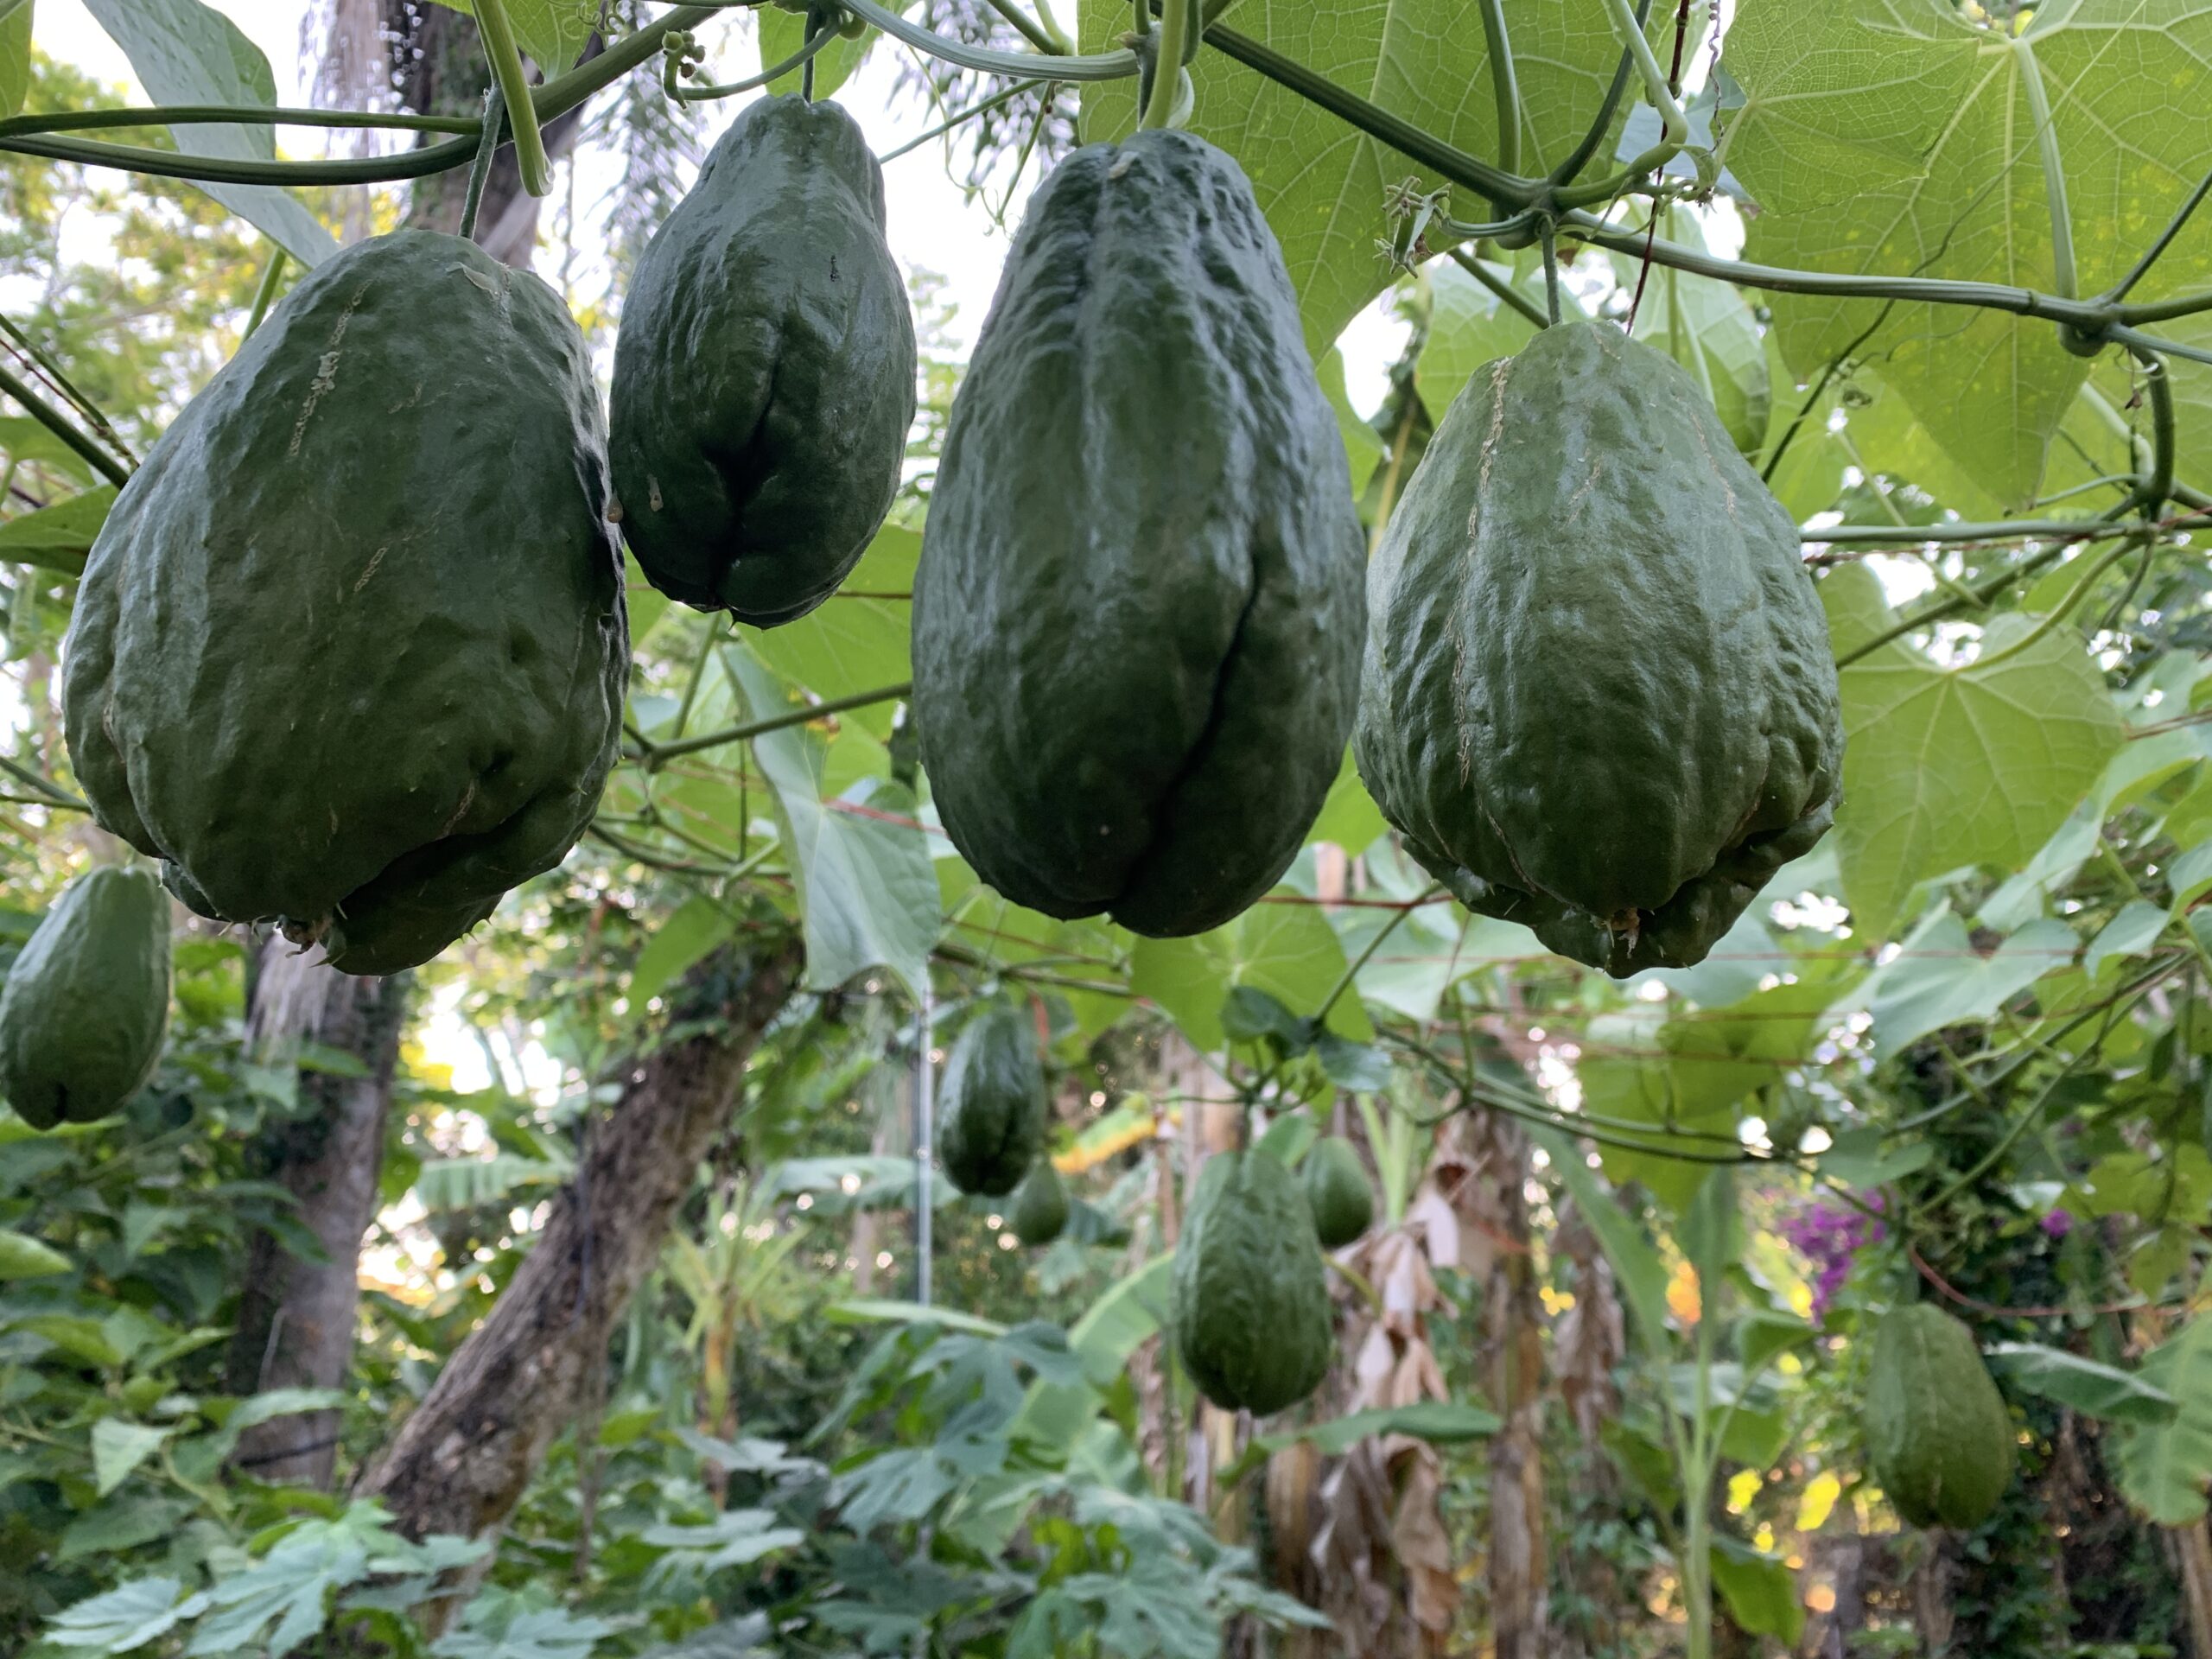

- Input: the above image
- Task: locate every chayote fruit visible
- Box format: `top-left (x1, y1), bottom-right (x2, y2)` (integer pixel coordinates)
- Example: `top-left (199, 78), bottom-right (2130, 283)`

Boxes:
top-left (1357, 321), bottom-right (1842, 976)
top-left (64, 232), bottom-right (627, 975)
top-left (936, 1005), bottom-right (1046, 1198)
top-left (610, 95), bottom-right (916, 626)
top-left (1172, 1149), bottom-right (1334, 1414)
top-left (1864, 1303), bottom-right (2016, 1530)
top-left (912, 130), bottom-right (1365, 938)
top-left (0, 866), bottom-right (170, 1129)
top-left (1302, 1136), bottom-right (1373, 1249)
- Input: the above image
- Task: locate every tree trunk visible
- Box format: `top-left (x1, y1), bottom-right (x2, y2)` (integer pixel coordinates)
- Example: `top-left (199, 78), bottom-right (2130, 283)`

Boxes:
top-left (355, 940), bottom-right (801, 1566)
top-left (2175, 1521), bottom-right (2212, 1659)
top-left (226, 944), bottom-right (409, 1488)
top-left (1463, 1109), bottom-right (1549, 1659)
top-left (379, 1), bottom-right (598, 267)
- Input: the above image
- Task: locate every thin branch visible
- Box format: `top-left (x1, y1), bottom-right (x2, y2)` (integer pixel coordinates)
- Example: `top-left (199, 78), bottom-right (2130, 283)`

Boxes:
top-left (0, 360), bottom-right (130, 487)
top-left (643, 680), bottom-right (912, 766)
top-left (1446, 247), bottom-right (1548, 330)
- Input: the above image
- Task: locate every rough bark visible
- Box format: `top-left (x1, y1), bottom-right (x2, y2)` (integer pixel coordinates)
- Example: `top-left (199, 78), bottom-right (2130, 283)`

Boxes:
top-left (354, 939), bottom-right (802, 1546)
top-left (226, 944), bottom-right (409, 1488)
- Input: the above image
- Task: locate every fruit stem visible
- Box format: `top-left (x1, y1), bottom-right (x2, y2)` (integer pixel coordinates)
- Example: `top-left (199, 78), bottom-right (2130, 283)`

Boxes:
top-left (474, 0), bottom-right (552, 199)
top-left (239, 246), bottom-right (289, 340)
top-left (1139, 0), bottom-right (1188, 129)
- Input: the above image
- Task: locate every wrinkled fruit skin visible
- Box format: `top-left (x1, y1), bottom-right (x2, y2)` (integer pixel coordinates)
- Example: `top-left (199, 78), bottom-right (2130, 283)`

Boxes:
top-left (0, 867), bottom-right (170, 1129)
top-left (1172, 1150), bottom-right (1334, 1414)
top-left (1356, 321), bottom-right (1841, 976)
top-left (1864, 1304), bottom-right (2015, 1530)
top-left (912, 130), bottom-right (1365, 938)
top-left (1011, 1160), bottom-right (1069, 1246)
top-left (65, 232), bottom-right (628, 976)
top-left (936, 1007), bottom-right (1046, 1198)
top-left (1302, 1136), bottom-right (1373, 1249)
top-left (610, 96), bottom-right (915, 626)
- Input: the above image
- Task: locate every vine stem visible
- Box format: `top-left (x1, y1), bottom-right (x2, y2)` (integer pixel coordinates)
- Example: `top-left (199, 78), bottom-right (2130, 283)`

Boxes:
top-left (1548, 0), bottom-right (1651, 187)
top-left (1448, 246), bottom-right (1548, 330)
top-left (0, 313), bottom-right (133, 462)
top-left (676, 24), bottom-right (841, 102)
top-left (1475, 0), bottom-right (1520, 181)
top-left (2107, 162), bottom-right (2212, 304)
top-left (2013, 35), bottom-right (2077, 301)
top-left (976, 0), bottom-right (1065, 56)
top-left (239, 247), bottom-right (288, 340)
top-left (1598, 0), bottom-right (1687, 167)
top-left (0, 359), bottom-right (130, 487)
top-left (842, 0), bottom-right (1134, 79)
top-left (879, 77), bottom-right (1046, 162)
top-left (1539, 226), bottom-right (1562, 326)
top-left (472, 0), bottom-right (550, 198)
top-left (1313, 884), bottom-right (1443, 1026)
top-left (459, 85), bottom-right (505, 240)
top-left (1140, 0), bottom-right (1189, 129)
top-left (641, 679), bottom-right (912, 766)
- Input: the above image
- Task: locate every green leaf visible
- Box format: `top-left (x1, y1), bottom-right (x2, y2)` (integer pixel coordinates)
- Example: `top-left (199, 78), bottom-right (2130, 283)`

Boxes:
top-left (2170, 838), bottom-right (2212, 911)
top-left (219, 1386), bottom-right (351, 1433)
top-left (1307, 747), bottom-right (1388, 855)
top-left (1579, 1011), bottom-right (1743, 1211)
top-left (1726, 0), bottom-right (2212, 504)
top-left (1863, 911), bottom-right (2077, 1059)
top-left (79, 0), bottom-right (338, 266)
top-left (1822, 563), bottom-right (2123, 938)
top-left (1986, 1342), bottom-right (2177, 1427)
top-left (638, 1509), bottom-right (807, 1573)
top-left (1610, 208), bottom-right (1769, 454)
top-left (1709, 1537), bottom-right (1806, 1645)
top-left (1078, 0), bottom-right (1659, 351)
top-left (746, 527), bottom-right (916, 738)
top-left (1253, 1109), bottom-right (1316, 1168)
top-left (727, 644), bottom-right (940, 997)
top-left (424, 0), bottom-right (595, 73)
top-left (416, 1149), bottom-right (569, 1211)
top-left (0, 415), bottom-right (98, 482)
top-left (0, 1226), bottom-right (68, 1277)
top-left (1130, 896), bottom-right (1372, 1052)
top-left (432, 1606), bottom-right (619, 1659)
top-left (0, 486), bottom-right (111, 576)
top-left (1814, 1126), bottom-right (1932, 1190)
top-left (1315, 1031), bottom-right (1392, 1093)
top-left (629, 894), bottom-right (737, 1012)
top-left (758, 3), bottom-right (869, 98)
top-left (45, 1577), bottom-right (208, 1650)
top-left (1219, 985), bottom-right (1313, 1056)
top-left (2085, 899), bottom-right (2169, 982)
top-left (91, 1418), bottom-right (171, 1497)
top-left (2117, 1313), bottom-right (2212, 1523)
top-left (1415, 256), bottom-right (1543, 415)
top-left (0, 0), bottom-right (32, 121)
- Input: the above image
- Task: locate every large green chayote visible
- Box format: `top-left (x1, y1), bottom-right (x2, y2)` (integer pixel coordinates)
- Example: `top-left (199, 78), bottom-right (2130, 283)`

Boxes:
top-left (936, 1005), bottom-right (1047, 1198)
top-left (64, 231), bottom-right (627, 976)
top-left (912, 130), bottom-right (1365, 938)
top-left (1357, 321), bottom-right (1842, 976)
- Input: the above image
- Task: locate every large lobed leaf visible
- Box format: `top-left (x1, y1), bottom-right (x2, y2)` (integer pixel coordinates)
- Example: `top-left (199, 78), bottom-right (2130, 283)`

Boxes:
top-left (1725, 0), bottom-right (2212, 505)
top-left (1078, 0), bottom-right (1666, 353)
